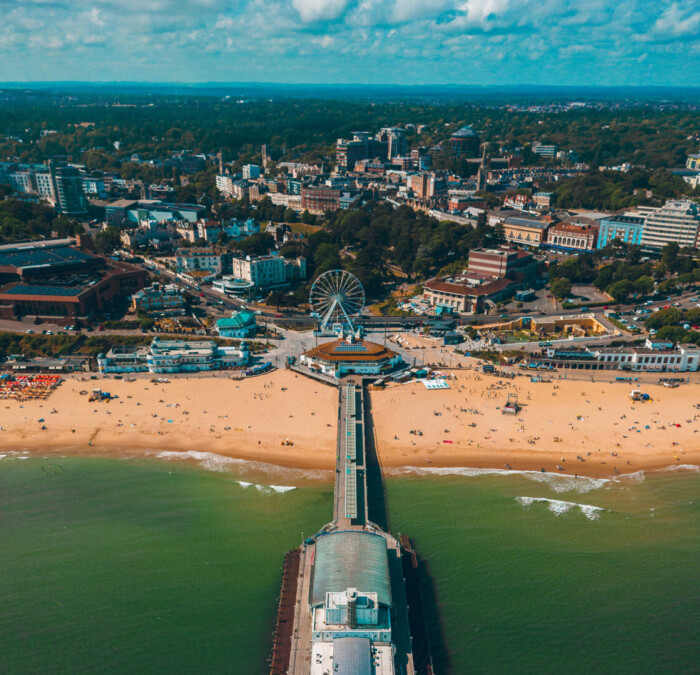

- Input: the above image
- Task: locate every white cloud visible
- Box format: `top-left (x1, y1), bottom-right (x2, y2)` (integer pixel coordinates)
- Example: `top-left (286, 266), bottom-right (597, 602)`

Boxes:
top-left (292, 0), bottom-right (350, 23)
top-left (652, 2), bottom-right (700, 37)
top-left (314, 34), bottom-right (334, 47)
top-left (214, 15), bottom-right (234, 29)
top-left (88, 7), bottom-right (104, 26)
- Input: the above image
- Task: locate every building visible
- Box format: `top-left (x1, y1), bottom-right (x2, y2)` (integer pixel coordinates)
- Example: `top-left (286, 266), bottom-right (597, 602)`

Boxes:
top-left (336, 138), bottom-right (364, 170)
top-left (686, 154), bottom-right (700, 170)
top-left (301, 333), bottom-right (402, 378)
top-left (35, 171), bottom-right (56, 200)
top-left (423, 276), bottom-right (515, 314)
top-left (597, 214), bottom-right (645, 248)
top-left (541, 340), bottom-right (700, 372)
top-left (229, 253), bottom-right (305, 290)
top-left (176, 249), bottom-right (225, 276)
top-left (242, 164), bottom-right (261, 180)
top-left (502, 215), bottom-right (551, 247)
top-left (215, 310), bottom-right (257, 338)
top-left (546, 222), bottom-right (599, 251)
top-left (8, 169), bottom-right (34, 194)
top-left (0, 256), bottom-right (146, 324)
top-left (97, 337), bottom-right (250, 374)
top-left (533, 192), bottom-right (554, 209)
top-left (131, 282), bottom-right (186, 316)
top-left (377, 127), bottom-right (406, 159)
top-left (216, 174), bottom-right (236, 197)
top-left (531, 142), bottom-right (558, 158)
top-left (301, 186), bottom-right (339, 214)
top-left (450, 126), bottom-right (481, 158)
top-left (503, 194), bottom-right (533, 211)
top-left (194, 216), bottom-right (259, 243)
top-left (639, 200), bottom-right (700, 250)
top-left (48, 162), bottom-right (87, 216)
top-left (0, 240), bottom-right (146, 324)
top-left (467, 248), bottom-right (538, 280)
top-left (125, 202), bottom-right (205, 227)
top-left (211, 276), bottom-right (255, 297)
top-left (336, 131), bottom-right (390, 169)
top-left (308, 531), bottom-right (397, 674)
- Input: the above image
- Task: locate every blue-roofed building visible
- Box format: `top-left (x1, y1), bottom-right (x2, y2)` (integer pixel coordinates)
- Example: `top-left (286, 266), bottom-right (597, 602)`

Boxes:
top-left (0, 239), bottom-right (147, 324)
top-left (215, 310), bottom-right (257, 338)
top-left (597, 214), bottom-right (645, 249)
top-left (309, 531), bottom-right (396, 674)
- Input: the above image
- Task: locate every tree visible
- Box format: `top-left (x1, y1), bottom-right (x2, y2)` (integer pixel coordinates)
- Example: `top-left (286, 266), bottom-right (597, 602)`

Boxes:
top-left (217, 231), bottom-right (230, 246)
top-left (283, 208), bottom-right (298, 223)
top-left (95, 227), bottom-right (121, 254)
top-left (235, 232), bottom-right (275, 256)
top-left (607, 279), bottom-right (631, 303)
top-left (633, 275), bottom-right (654, 296)
top-left (300, 210), bottom-right (316, 225)
top-left (550, 278), bottom-right (572, 299)
top-left (645, 307), bottom-right (682, 330)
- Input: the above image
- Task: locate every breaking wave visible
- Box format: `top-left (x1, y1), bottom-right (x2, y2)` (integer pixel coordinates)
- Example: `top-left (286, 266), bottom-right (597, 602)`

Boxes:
top-left (390, 466), bottom-right (609, 493)
top-left (236, 481), bottom-right (296, 494)
top-left (517, 496), bottom-right (604, 520)
top-left (153, 449), bottom-right (328, 485)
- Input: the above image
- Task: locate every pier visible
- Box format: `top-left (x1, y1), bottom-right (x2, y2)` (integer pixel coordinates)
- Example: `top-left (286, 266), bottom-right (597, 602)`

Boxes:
top-left (270, 378), bottom-right (433, 675)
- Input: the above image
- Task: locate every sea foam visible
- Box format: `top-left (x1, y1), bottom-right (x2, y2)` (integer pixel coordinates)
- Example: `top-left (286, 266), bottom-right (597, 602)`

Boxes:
top-left (391, 465), bottom-right (610, 494)
top-left (236, 480), bottom-right (296, 494)
top-left (154, 449), bottom-right (311, 490)
top-left (517, 496), bottom-right (604, 520)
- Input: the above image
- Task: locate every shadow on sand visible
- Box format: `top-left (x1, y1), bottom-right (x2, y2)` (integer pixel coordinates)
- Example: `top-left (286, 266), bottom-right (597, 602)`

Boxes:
top-left (364, 389), bottom-right (450, 674)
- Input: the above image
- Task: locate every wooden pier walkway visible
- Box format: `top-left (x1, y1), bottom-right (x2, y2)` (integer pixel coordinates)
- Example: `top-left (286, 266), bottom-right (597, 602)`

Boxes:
top-left (270, 377), bottom-right (433, 675)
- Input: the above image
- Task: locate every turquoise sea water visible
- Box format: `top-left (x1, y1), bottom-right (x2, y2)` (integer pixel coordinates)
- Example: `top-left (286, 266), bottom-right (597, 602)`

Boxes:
top-left (0, 453), bottom-right (698, 674)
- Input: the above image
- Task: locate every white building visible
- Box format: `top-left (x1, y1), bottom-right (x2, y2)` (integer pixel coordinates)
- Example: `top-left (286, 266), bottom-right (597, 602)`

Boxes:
top-left (215, 174), bottom-right (250, 200)
top-left (242, 164), bottom-right (261, 180)
top-left (639, 200), bottom-right (700, 250)
top-left (97, 337), bottom-right (250, 374)
top-left (176, 249), bottom-right (224, 275)
top-left (230, 254), bottom-right (305, 290)
top-left (35, 171), bottom-right (56, 200)
top-left (544, 340), bottom-right (700, 372)
top-left (9, 170), bottom-right (34, 194)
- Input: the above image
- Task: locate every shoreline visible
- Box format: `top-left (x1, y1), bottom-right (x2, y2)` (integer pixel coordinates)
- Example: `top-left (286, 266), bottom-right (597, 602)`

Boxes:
top-left (2, 369), bottom-right (700, 480)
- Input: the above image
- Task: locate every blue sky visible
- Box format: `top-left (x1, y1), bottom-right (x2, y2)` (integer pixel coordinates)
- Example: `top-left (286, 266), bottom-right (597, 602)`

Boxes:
top-left (0, 0), bottom-right (698, 85)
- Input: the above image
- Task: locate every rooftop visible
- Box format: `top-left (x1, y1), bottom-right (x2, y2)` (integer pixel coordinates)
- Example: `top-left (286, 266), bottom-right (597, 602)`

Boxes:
top-left (0, 245), bottom-right (97, 271)
top-left (304, 339), bottom-right (398, 363)
top-left (1, 284), bottom-right (86, 297)
top-left (451, 125), bottom-right (479, 138)
top-left (311, 531), bottom-right (392, 608)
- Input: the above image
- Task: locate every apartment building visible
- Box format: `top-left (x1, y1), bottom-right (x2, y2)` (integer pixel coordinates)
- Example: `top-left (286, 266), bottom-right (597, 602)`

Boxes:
top-left (639, 200), bottom-right (700, 250)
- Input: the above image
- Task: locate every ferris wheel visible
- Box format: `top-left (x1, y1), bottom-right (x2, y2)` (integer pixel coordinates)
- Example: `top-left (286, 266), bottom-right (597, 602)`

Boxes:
top-left (309, 270), bottom-right (365, 332)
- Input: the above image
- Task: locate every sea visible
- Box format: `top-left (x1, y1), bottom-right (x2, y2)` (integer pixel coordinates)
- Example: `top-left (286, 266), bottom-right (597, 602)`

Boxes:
top-left (0, 451), bottom-right (698, 674)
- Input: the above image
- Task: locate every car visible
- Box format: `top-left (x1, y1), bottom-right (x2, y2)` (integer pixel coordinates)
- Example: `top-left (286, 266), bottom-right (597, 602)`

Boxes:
top-left (274, 313), bottom-right (283, 318)
top-left (603, 305), bottom-right (609, 309)
top-left (46, 330), bottom-right (53, 335)
top-left (25, 329), bottom-right (34, 334)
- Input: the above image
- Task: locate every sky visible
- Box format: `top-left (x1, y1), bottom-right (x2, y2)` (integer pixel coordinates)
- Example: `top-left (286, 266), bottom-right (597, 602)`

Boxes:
top-left (0, 0), bottom-right (699, 86)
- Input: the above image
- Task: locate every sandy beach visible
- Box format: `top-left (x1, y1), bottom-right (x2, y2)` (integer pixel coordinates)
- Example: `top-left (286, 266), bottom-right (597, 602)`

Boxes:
top-left (371, 371), bottom-right (700, 477)
top-left (1, 368), bottom-right (699, 478)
